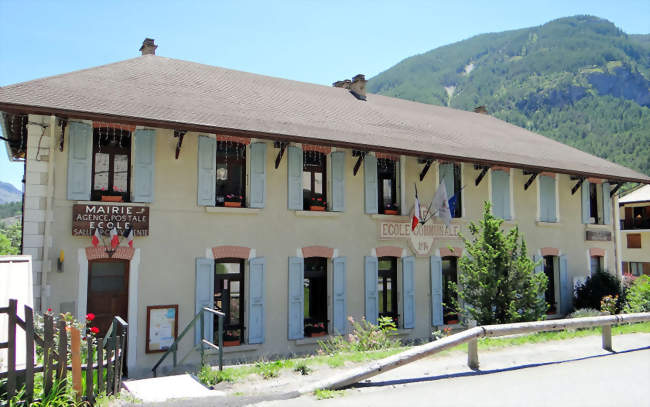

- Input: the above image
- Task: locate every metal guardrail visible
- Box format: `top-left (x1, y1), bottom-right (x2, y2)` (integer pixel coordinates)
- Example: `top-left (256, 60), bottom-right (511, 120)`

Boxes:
top-left (300, 312), bottom-right (650, 393)
top-left (152, 307), bottom-right (225, 377)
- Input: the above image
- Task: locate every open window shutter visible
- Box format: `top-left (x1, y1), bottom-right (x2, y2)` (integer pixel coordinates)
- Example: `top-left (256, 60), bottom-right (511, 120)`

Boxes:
top-left (364, 256), bottom-right (379, 324)
top-left (581, 180), bottom-right (590, 224)
top-left (332, 257), bottom-right (347, 334)
top-left (197, 136), bottom-right (216, 206)
top-left (491, 171), bottom-right (504, 219)
top-left (533, 255), bottom-right (544, 302)
top-left (440, 163), bottom-right (454, 201)
top-left (364, 155), bottom-right (378, 214)
top-left (248, 257), bottom-right (266, 344)
top-left (430, 256), bottom-right (443, 326)
top-left (330, 151), bottom-right (345, 212)
top-left (195, 257), bottom-right (215, 345)
top-left (402, 256), bottom-right (416, 329)
top-left (540, 175), bottom-right (556, 222)
top-left (133, 129), bottom-right (156, 202)
top-left (559, 255), bottom-right (571, 315)
top-left (288, 257), bottom-right (304, 340)
top-left (249, 142), bottom-right (267, 208)
top-left (602, 182), bottom-right (611, 225)
top-left (287, 145), bottom-right (303, 210)
top-left (67, 122), bottom-right (92, 201)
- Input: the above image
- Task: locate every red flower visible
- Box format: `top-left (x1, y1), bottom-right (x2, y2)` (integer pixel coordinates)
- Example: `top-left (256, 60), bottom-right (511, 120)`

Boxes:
top-left (90, 327), bottom-right (100, 334)
top-left (47, 308), bottom-right (52, 312)
top-left (86, 313), bottom-right (96, 321)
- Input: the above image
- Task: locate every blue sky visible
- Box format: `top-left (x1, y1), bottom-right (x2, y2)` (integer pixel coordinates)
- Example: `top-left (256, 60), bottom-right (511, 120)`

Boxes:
top-left (1, 0), bottom-right (648, 189)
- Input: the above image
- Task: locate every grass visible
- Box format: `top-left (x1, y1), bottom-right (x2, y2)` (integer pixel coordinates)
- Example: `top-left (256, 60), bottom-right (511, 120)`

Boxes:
top-left (314, 389), bottom-right (345, 400)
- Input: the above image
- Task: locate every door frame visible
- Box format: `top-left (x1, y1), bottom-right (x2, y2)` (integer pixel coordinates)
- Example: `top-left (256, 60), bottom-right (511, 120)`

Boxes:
top-left (77, 248), bottom-right (140, 372)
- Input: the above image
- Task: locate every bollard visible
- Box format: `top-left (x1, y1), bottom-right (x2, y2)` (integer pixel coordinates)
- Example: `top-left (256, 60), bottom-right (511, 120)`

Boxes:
top-left (602, 325), bottom-right (612, 351)
top-left (468, 338), bottom-right (479, 369)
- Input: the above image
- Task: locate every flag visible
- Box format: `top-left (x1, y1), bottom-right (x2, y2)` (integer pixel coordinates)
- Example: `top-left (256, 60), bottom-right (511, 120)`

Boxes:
top-left (411, 184), bottom-right (421, 231)
top-left (124, 227), bottom-right (134, 248)
top-left (91, 228), bottom-right (101, 248)
top-left (448, 194), bottom-right (457, 218)
top-left (432, 182), bottom-right (451, 227)
top-left (110, 227), bottom-right (119, 249)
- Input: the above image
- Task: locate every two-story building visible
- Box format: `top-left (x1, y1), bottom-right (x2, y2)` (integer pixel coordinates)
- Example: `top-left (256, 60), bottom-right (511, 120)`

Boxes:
top-left (619, 184), bottom-right (650, 276)
top-left (1, 39), bottom-right (648, 376)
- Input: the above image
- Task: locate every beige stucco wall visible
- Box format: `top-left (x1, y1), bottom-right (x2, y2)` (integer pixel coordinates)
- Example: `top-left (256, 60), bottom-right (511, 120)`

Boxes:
top-left (28, 115), bottom-right (618, 376)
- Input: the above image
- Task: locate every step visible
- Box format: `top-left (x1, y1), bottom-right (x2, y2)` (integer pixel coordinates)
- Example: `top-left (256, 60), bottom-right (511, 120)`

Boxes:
top-left (123, 373), bottom-right (225, 402)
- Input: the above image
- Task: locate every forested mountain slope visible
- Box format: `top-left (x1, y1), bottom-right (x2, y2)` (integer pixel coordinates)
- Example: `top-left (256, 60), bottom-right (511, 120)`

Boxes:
top-left (368, 16), bottom-right (650, 176)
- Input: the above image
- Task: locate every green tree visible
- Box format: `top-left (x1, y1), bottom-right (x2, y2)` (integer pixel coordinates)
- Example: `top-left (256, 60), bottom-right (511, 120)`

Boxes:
top-left (0, 229), bottom-right (18, 255)
top-left (0, 221), bottom-right (21, 255)
top-left (451, 202), bottom-right (548, 324)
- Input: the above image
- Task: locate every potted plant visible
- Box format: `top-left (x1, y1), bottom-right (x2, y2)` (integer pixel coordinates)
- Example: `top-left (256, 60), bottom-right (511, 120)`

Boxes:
top-left (309, 195), bottom-right (327, 211)
top-left (306, 322), bottom-right (327, 337)
top-left (384, 203), bottom-right (399, 215)
top-left (224, 194), bottom-right (243, 207)
top-left (101, 186), bottom-right (124, 202)
top-left (223, 330), bottom-right (240, 346)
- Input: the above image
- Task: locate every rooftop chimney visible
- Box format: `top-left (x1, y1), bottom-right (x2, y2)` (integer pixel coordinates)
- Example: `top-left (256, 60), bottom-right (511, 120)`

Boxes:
top-left (474, 105), bottom-right (488, 114)
top-left (333, 74), bottom-right (366, 101)
top-left (140, 38), bottom-right (157, 56)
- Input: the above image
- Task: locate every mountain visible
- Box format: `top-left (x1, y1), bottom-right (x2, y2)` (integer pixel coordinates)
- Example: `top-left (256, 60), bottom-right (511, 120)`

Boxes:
top-left (368, 16), bottom-right (650, 177)
top-left (0, 181), bottom-right (22, 203)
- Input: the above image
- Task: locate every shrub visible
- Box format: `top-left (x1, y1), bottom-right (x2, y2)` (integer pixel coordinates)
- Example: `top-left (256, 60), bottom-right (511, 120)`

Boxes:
top-left (624, 275), bottom-right (650, 313)
top-left (294, 362), bottom-right (312, 375)
top-left (600, 295), bottom-right (618, 315)
top-left (318, 316), bottom-right (400, 355)
top-left (197, 365), bottom-right (236, 386)
top-left (255, 360), bottom-right (284, 379)
top-left (574, 270), bottom-right (622, 312)
top-left (567, 308), bottom-right (604, 318)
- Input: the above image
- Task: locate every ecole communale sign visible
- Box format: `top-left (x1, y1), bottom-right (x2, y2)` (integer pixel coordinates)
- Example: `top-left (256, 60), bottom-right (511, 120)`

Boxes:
top-left (379, 219), bottom-right (461, 256)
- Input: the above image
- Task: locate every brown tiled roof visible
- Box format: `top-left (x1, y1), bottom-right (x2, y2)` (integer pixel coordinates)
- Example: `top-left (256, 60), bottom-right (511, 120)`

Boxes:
top-left (0, 55), bottom-right (648, 183)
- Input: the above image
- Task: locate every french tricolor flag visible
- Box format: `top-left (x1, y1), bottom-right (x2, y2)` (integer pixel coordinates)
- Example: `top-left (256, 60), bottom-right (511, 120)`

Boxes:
top-left (110, 227), bottom-right (120, 249)
top-left (412, 184), bottom-right (421, 231)
top-left (124, 227), bottom-right (134, 248)
top-left (91, 228), bottom-right (101, 248)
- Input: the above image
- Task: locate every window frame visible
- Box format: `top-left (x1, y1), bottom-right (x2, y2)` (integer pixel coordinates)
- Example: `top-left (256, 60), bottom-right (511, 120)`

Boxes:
top-left (302, 151), bottom-right (327, 210)
top-left (378, 256), bottom-right (398, 324)
top-left (214, 257), bottom-right (245, 344)
top-left (215, 140), bottom-right (247, 207)
top-left (90, 127), bottom-right (132, 202)
top-left (377, 158), bottom-right (398, 214)
top-left (303, 257), bottom-right (328, 336)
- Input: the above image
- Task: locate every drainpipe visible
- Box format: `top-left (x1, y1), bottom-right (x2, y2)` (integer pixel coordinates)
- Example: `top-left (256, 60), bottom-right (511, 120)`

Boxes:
top-left (39, 115), bottom-right (56, 313)
top-left (612, 191), bottom-right (622, 281)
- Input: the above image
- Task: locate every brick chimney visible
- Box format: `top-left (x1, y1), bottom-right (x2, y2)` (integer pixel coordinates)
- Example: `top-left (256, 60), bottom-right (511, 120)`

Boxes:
top-left (333, 75), bottom-right (366, 101)
top-left (332, 79), bottom-right (352, 89)
top-left (140, 38), bottom-right (157, 56)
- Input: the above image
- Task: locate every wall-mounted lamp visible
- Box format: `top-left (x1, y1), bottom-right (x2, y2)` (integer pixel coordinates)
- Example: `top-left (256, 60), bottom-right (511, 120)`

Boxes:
top-left (57, 250), bottom-right (64, 273)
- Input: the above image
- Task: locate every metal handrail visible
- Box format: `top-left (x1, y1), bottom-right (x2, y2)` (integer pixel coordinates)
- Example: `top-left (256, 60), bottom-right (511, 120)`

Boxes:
top-left (152, 307), bottom-right (225, 377)
top-left (300, 312), bottom-right (650, 393)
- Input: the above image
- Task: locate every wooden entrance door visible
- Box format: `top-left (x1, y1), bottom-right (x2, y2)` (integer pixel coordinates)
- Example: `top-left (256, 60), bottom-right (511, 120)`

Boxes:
top-left (87, 259), bottom-right (129, 336)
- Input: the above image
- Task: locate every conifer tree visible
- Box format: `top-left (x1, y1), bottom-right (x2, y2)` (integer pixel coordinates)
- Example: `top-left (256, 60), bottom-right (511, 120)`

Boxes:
top-left (450, 202), bottom-right (548, 325)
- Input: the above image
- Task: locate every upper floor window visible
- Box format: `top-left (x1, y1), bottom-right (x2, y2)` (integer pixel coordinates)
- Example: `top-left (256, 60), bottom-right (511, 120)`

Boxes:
top-left (215, 141), bottom-right (246, 207)
top-left (378, 158), bottom-right (399, 214)
top-left (91, 127), bottom-right (131, 202)
top-left (627, 233), bottom-right (642, 249)
top-left (623, 205), bottom-right (650, 230)
top-left (302, 151), bottom-right (327, 210)
top-left (582, 180), bottom-right (611, 225)
top-left (439, 163), bottom-right (462, 218)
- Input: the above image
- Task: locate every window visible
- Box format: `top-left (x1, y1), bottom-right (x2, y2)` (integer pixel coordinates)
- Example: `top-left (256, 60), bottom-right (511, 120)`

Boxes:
top-left (302, 151), bottom-right (327, 210)
top-left (378, 158), bottom-right (398, 214)
top-left (441, 257), bottom-right (459, 324)
top-left (215, 141), bottom-right (246, 207)
top-left (624, 206), bottom-right (650, 230)
top-left (630, 262), bottom-right (643, 277)
top-left (440, 163), bottom-right (462, 218)
top-left (214, 259), bottom-right (244, 344)
top-left (590, 256), bottom-right (603, 276)
top-left (544, 256), bottom-right (558, 314)
top-left (378, 257), bottom-right (398, 324)
top-left (627, 233), bottom-right (642, 249)
top-left (304, 257), bottom-right (327, 336)
top-left (589, 183), bottom-right (602, 224)
top-left (91, 127), bottom-right (131, 202)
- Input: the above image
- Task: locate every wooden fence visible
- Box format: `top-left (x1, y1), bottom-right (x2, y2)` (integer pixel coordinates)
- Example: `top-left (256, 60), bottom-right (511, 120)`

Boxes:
top-left (0, 299), bottom-right (127, 405)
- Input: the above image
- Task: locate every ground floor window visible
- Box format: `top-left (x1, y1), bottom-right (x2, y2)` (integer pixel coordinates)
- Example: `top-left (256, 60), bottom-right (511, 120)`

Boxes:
top-left (630, 262), bottom-right (643, 277)
top-left (544, 255), bottom-right (558, 314)
top-left (304, 257), bottom-right (327, 336)
top-left (590, 256), bottom-right (604, 276)
top-left (442, 257), bottom-right (459, 324)
top-left (378, 257), bottom-right (398, 324)
top-left (215, 259), bottom-right (244, 344)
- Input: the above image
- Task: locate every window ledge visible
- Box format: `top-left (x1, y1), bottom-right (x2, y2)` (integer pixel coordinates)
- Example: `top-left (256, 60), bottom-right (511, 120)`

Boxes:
top-left (585, 224), bottom-right (611, 230)
top-left (295, 210), bottom-right (341, 217)
top-left (370, 214), bottom-right (410, 222)
top-left (74, 200), bottom-right (148, 207)
top-left (205, 343), bottom-right (261, 354)
top-left (205, 207), bottom-right (260, 215)
top-left (621, 229), bottom-right (650, 233)
top-left (536, 220), bottom-right (562, 227)
top-left (295, 335), bottom-right (334, 345)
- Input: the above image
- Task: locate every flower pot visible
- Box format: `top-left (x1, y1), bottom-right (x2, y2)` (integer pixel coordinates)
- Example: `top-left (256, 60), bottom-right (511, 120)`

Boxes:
top-left (309, 331), bottom-right (327, 337)
top-left (446, 319), bottom-right (459, 325)
top-left (223, 339), bottom-right (240, 347)
top-left (101, 195), bottom-right (123, 202)
top-left (225, 201), bottom-right (242, 208)
top-left (384, 209), bottom-right (399, 215)
top-left (309, 205), bottom-right (326, 211)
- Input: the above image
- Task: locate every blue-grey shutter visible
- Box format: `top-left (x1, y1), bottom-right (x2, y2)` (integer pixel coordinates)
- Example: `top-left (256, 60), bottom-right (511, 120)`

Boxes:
top-left (195, 257), bottom-right (215, 345)
top-left (287, 145), bottom-right (303, 210)
top-left (402, 256), bottom-right (415, 329)
top-left (430, 256), bottom-right (443, 326)
top-left (559, 255), bottom-right (571, 315)
top-left (364, 256), bottom-right (379, 324)
top-left (581, 180), bottom-right (590, 224)
top-left (67, 122), bottom-right (92, 200)
top-left (492, 170), bottom-right (510, 220)
top-left (540, 175), bottom-right (556, 222)
top-left (133, 128), bottom-right (156, 202)
top-left (602, 182), bottom-right (611, 225)
top-left (533, 254), bottom-right (545, 302)
top-left (332, 257), bottom-right (347, 334)
top-left (440, 163), bottom-right (454, 202)
top-left (249, 142), bottom-right (267, 208)
top-left (364, 155), bottom-right (378, 214)
top-left (197, 136), bottom-right (216, 206)
top-left (288, 256), bottom-right (304, 340)
top-left (330, 151), bottom-right (345, 212)
top-left (248, 257), bottom-right (266, 344)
